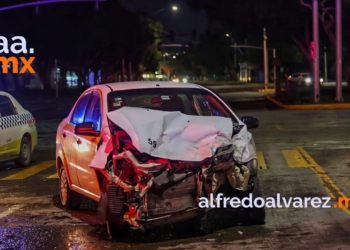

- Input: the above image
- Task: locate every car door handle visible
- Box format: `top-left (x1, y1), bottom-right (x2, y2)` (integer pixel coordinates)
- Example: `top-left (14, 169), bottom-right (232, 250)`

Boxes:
top-left (76, 139), bottom-right (82, 145)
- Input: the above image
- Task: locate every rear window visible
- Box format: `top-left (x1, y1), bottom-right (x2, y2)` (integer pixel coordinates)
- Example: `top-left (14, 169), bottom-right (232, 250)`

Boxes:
top-left (107, 88), bottom-right (238, 124)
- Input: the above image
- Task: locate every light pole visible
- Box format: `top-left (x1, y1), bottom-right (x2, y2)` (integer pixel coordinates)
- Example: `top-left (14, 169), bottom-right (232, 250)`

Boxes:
top-left (263, 28), bottom-right (268, 89)
top-left (226, 33), bottom-right (242, 81)
top-left (312, 0), bottom-right (320, 103)
top-left (273, 48), bottom-right (276, 88)
top-left (324, 45), bottom-right (328, 83)
top-left (335, 0), bottom-right (343, 102)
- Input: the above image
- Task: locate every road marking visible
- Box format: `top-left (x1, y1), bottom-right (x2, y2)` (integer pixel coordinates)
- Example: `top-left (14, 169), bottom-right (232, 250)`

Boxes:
top-left (284, 146), bottom-right (350, 215)
top-left (282, 149), bottom-right (311, 168)
top-left (0, 204), bottom-right (24, 219)
top-left (47, 173), bottom-right (58, 179)
top-left (256, 151), bottom-right (267, 169)
top-left (1, 160), bottom-right (56, 180)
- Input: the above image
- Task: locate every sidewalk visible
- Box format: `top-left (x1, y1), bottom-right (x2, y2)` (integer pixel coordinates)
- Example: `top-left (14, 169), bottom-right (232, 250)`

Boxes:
top-left (266, 94), bottom-right (350, 110)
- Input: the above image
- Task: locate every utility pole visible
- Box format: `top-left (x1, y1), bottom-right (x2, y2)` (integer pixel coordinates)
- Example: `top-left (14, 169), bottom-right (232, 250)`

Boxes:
top-left (128, 62), bottom-right (132, 81)
top-left (273, 48), bottom-right (276, 88)
top-left (234, 42), bottom-right (237, 81)
top-left (312, 0), bottom-right (320, 103)
top-left (263, 28), bottom-right (268, 89)
top-left (324, 45), bottom-right (327, 83)
top-left (335, 0), bottom-right (343, 101)
top-left (55, 59), bottom-right (58, 98)
top-left (121, 59), bottom-right (125, 82)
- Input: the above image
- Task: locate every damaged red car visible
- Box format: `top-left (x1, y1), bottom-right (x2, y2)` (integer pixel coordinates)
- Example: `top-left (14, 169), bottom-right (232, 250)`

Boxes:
top-left (55, 81), bottom-right (265, 236)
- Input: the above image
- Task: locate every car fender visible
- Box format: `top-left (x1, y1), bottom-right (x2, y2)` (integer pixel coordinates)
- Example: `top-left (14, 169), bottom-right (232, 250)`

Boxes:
top-left (56, 143), bottom-right (73, 187)
top-left (13, 120), bottom-right (37, 155)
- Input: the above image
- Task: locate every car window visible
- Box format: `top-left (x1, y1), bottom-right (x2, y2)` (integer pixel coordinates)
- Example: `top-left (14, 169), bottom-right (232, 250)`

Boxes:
top-left (193, 94), bottom-right (230, 117)
top-left (84, 91), bottom-right (101, 132)
top-left (71, 92), bottom-right (91, 124)
top-left (193, 95), bottom-right (212, 116)
top-left (107, 88), bottom-right (239, 125)
top-left (0, 95), bottom-right (16, 118)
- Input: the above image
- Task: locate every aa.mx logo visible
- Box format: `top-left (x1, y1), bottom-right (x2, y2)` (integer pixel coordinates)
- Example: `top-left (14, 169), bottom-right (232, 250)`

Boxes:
top-left (0, 36), bottom-right (35, 74)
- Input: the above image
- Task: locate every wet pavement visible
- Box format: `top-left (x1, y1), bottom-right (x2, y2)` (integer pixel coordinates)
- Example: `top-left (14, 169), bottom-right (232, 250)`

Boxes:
top-left (1, 87), bottom-right (350, 249)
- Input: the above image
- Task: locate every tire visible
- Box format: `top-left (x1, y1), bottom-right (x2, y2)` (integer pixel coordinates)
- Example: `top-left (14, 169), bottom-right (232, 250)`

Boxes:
top-left (15, 137), bottom-right (32, 168)
top-left (247, 176), bottom-right (266, 225)
top-left (59, 164), bottom-right (82, 210)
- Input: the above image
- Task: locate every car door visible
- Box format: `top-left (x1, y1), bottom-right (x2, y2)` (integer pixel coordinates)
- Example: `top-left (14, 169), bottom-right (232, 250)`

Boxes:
top-left (74, 91), bottom-right (102, 197)
top-left (0, 94), bottom-right (20, 158)
top-left (64, 91), bottom-right (92, 187)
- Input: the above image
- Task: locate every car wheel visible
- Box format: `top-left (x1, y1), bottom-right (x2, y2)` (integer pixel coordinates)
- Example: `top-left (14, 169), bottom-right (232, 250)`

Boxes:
top-left (247, 176), bottom-right (265, 225)
top-left (15, 136), bottom-right (32, 168)
top-left (59, 164), bottom-right (82, 210)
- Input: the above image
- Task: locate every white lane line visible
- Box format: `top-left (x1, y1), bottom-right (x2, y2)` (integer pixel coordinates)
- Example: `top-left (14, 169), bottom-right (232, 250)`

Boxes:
top-left (0, 204), bottom-right (24, 219)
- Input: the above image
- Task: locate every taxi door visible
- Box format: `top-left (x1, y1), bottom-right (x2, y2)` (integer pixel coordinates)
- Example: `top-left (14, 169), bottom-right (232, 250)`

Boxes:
top-left (73, 90), bottom-right (102, 198)
top-left (0, 94), bottom-right (20, 158)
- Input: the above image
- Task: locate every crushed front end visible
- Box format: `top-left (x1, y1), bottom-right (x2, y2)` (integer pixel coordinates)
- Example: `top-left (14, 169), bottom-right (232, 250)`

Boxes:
top-left (91, 107), bottom-right (257, 232)
top-left (98, 123), bottom-right (259, 232)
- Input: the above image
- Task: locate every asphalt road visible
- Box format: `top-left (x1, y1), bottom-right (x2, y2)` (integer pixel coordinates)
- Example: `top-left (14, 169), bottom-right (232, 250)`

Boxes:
top-left (1, 88), bottom-right (350, 249)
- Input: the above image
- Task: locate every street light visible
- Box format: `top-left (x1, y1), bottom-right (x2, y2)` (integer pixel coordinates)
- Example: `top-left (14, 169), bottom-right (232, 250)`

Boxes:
top-left (152, 5), bottom-right (178, 16)
top-left (225, 33), bottom-right (242, 81)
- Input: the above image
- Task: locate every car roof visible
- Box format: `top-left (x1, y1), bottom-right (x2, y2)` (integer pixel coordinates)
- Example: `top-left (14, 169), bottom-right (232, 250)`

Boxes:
top-left (89, 81), bottom-right (205, 94)
top-left (0, 91), bottom-right (12, 97)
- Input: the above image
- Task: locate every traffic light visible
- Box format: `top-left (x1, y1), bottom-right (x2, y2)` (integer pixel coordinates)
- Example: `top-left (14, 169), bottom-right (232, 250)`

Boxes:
top-left (157, 42), bottom-right (162, 51)
top-left (310, 41), bottom-right (316, 59)
top-left (192, 29), bottom-right (197, 40)
top-left (170, 31), bottom-right (175, 41)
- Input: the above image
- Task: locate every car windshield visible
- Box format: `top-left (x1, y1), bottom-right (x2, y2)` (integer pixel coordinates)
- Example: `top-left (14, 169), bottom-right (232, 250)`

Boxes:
top-left (107, 87), bottom-right (238, 125)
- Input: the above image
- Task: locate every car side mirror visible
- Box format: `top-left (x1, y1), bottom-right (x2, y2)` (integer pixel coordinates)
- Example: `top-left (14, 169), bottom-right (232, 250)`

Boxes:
top-left (241, 116), bottom-right (259, 129)
top-left (75, 122), bottom-right (99, 136)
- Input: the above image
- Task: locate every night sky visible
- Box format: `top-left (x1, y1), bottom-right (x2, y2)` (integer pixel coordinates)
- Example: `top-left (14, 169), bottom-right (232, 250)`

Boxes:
top-left (120, 0), bottom-right (207, 43)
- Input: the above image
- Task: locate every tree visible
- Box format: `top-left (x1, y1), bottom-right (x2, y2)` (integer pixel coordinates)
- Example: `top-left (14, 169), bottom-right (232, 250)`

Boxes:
top-left (184, 0), bottom-right (326, 73)
top-left (0, 0), bottom-right (164, 91)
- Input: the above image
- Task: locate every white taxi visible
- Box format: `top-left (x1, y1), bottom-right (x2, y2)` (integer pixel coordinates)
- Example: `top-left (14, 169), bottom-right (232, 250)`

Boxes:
top-left (0, 91), bottom-right (37, 167)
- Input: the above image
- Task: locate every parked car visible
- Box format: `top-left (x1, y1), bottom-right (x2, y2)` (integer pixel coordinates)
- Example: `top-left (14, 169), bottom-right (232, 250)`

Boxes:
top-left (287, 72), bottom-right (324, 86)
top-left (55, 81), bottom-right (264, 236)
top-left (0, 91), bottom-right (37, 167)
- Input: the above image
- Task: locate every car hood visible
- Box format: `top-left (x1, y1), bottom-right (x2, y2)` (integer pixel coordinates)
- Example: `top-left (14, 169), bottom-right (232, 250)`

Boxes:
top-left (89, 106), bottom-right (256, 170)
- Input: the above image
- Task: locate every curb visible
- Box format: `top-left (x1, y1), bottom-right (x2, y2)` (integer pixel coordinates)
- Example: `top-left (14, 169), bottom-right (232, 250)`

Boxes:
top-left (258, 88), bottom-right (275, 93)
top-left (266, 95), bottom-right (350, 110)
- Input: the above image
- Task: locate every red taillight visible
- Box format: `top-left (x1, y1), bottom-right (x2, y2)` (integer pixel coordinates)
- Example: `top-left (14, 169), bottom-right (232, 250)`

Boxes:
top-left (28, 116), bottom-right (36, 125)
top-left (287, 76), bottom-right (291, 80)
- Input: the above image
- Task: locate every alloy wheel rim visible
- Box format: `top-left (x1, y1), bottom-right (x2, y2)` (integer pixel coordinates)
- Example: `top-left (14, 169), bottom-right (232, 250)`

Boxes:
top-left (22, 143), bottom-right (29, 161)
